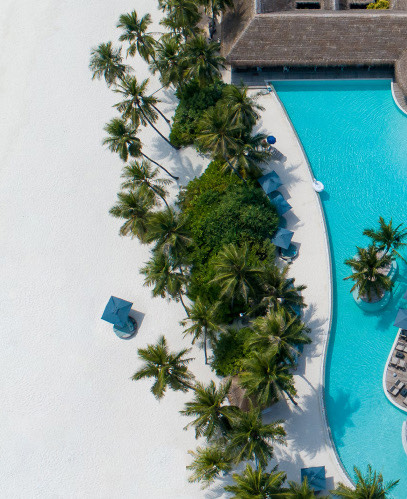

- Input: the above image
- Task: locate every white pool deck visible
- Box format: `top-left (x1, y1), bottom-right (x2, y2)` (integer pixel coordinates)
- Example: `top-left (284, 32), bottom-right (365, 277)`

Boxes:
top-left (1, 1), bottom-right (350, 497)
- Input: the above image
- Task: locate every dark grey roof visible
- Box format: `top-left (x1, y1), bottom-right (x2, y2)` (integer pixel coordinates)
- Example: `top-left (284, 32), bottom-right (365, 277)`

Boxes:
top-left (225, 12), bottom-right (407, 68)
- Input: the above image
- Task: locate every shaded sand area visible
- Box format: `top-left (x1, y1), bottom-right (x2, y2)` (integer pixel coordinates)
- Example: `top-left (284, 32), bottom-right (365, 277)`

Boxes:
top-left (1, 1), bottom-right (347, 496)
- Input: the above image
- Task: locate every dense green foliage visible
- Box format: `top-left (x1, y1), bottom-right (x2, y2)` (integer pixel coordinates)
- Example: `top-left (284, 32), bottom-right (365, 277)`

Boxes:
top-left (178, 161), bottom-right (279, 304)
top-left (169, 81), bottom-right (226, 147)
top-left (211, 327), bottom-right (252, 377)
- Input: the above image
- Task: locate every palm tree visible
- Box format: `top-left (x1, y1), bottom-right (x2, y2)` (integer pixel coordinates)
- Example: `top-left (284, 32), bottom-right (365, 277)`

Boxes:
top-left (363, 216), bottom-right (407, 263)
top-left (187, 444), bottom-right (233, 488)
top-left (344, 245), bottom-right (393, 302)
top-left (227, 404), bottom-right (286, 468)
top-left (199, 0), bottom-right (234, 39)
top-left (181, 35), bottom-right (226, 87)
top-left (89, 42), bottom-right (129, 87)
top-left (120, 160), bottom-right (172, 208)
top-left (117, 11), bottom-right (157, 63)
top-left (103, 118), bottom-right (178, 179)
top-left (182, 297), bottom-right (221, 364)
top-left (141, 250), bottom-right (190, 315)
top-left (150, 39), bottom-right (185, 89)
top-left (160, 0), bottom-right (201, 41)
top-left (109, 190), bottom-right (154, 241)
top-left (239, 348), bottom-right (298, 407)
top-left (181, 379), bottom-right (238, 439)
top-left (211, 242), bottom-right (262, 306)
top-left (132, 335), bottom-right (194, 399)
top-left (280, 477), bottom-right (316, 498)
top-left (255, 263), bottom-right (306, 315)
top-left (196, 105), bottom-right (244, 179)
top-left (227, 133), bottom-right (271, 180)
top-left (247, 308), bottom-right (311, 366)
top-left (333, 464), bottom-right (399, 498)
top-left (114, 76), bottom-right (174, 145)
top-left (221, 85), bottom-right (264, 128)
top-left (224, 464), bottom-right (287, 498)
top-left (145, 208), bottom-right (191, 260)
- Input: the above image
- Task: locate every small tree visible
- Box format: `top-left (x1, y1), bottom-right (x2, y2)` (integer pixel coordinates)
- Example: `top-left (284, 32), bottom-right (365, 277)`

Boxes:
top-left (187, 444), bottom-right (233, 488)
top-left (333, 464), bottom-right (399, 498)
top-left (181, 379), bottom-right (238, 439)
top-left (344, 245), bottom-right (393, 302)
top-left (132, 336), bottom-right (195, 399)
top-left (117, 11), bottom-right (157, 62)
top-left (182, 297), bottom-right (221, 364)
top-left (227, 404), bottom-right (286, 468)
top-left (89, 42), bottom-right (129, 87)
top-left (224, 464), bottom-right (286, 498)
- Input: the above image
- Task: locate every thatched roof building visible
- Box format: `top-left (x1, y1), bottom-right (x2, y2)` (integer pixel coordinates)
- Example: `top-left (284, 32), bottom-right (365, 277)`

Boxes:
top-left (222, 0), bottom-right (407, 97)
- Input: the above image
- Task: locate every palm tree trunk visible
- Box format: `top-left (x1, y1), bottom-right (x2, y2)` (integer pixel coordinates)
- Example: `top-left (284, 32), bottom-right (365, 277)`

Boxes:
top-left (224, 157), bottom-right (246, 183)
top-left (204, 326), bottom-right (208, 365)
top-left (151, 184), bottom-right (170, 209)
top-left (284, 390), bottom-right (298, 406)
top-left (141, 152), bottom-right (179, 181)
top-left (179, 293), bottom-right (190, 317)
top-left (152, 103), bottom-right (171, 127)
top-left (138, 105), bottom-right (179, 150)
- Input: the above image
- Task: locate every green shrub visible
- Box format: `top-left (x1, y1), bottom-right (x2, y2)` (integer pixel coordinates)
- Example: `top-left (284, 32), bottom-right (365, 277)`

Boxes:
top-left (211, 327), bottom-right (252, 377)
top-left (180, 161), bottom-right (279, 266)
top-left (178, 161), bottom-right (279, 314)
top-left (367, 0), bottom-right (389, 8)
top-left (170, 80), bottom-right (226, 147)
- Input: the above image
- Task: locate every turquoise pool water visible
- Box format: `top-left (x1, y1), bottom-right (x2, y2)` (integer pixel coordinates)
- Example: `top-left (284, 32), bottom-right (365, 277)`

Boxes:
top-left (273, 80), bottom-right (407, 496)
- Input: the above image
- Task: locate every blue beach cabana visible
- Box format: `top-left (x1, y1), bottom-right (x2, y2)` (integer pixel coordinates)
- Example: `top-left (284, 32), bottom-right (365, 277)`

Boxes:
top-left (394, 309), bottom-right (407, 329)
top-left (268, 192), bottom-right (292, 215)
top-left (258, 170), bottom-right (282, 195)
top-left (301, 466), bottom-right (326, 492)
top-left (101, 296), bottom-right (137, 339)
top-left (271, 227), bottom-right (294, 250)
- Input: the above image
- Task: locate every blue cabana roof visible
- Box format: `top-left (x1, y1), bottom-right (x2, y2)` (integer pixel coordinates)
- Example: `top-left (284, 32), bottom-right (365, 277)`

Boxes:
top-left (301, 466), bottom-right (326, 492)
top-left (258, 170), bottom-right (282, 194)
top-left (271, 227), bottom-right (294, 250)
top-left (394, 308), bottom-right (407, 329)
top-left (268, 192), bottom-right (292, 215)
top-left (101, 296), bottom-right (133, 328)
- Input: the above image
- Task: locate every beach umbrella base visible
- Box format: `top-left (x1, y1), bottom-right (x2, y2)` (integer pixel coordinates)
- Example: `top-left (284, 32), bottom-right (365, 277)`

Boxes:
top-left (113, 317), bottom-right (138, 339)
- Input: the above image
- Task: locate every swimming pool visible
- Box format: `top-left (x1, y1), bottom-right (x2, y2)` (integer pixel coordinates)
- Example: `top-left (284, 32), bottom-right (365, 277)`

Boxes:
top-left (273, 80), bottom-right (407, 496)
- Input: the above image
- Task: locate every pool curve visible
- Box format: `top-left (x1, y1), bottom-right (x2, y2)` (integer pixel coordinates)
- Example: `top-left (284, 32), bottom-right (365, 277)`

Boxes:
top-left (273, 80), bottom-right (407, 497)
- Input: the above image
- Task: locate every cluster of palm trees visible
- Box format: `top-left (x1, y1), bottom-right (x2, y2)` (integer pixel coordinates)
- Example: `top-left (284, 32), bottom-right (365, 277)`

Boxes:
top-left (132, 337), bottom-right (398, 496)
top-left (345, 217), bottom-right (407, 302)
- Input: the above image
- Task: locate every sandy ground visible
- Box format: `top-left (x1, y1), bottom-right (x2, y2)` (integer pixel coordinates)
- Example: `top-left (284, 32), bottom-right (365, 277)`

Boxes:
top-left (0, 0), bottom-right (348, 497)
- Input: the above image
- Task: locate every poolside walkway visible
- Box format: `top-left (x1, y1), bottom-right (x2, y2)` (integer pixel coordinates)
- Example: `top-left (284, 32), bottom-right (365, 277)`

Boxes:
top-left (254, 90), bottom-right (352, 490)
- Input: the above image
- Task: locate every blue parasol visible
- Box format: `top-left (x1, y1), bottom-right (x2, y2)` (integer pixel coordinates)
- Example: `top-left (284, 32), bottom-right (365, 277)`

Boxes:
top-left (301, 466), bottom-right (326, 492)
top-left (267, 135), bottom-right (276, 144)
top-left (258, 170), bottom-right (282, 194)
top-left (394, 308), bottom-right (407, 329)
top-left (271, 227), bottom-right (294, 250)
top-left (101, 296), bottom-right (133, 328)
top-left (268, 192), bottom-right (292, 215)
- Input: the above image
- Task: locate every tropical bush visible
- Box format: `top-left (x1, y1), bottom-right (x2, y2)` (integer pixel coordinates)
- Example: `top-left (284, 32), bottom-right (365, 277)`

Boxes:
top-left (169, 80), bottom-right (226, 147)
top-left (211, 327), bottom-right (252, 377)
top-left (367, 0), bottom-right (389, 8)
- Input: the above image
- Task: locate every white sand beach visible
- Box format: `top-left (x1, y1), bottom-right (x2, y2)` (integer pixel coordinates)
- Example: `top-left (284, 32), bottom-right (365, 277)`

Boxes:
top-left (1, 1), bottom-right (348, 497)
